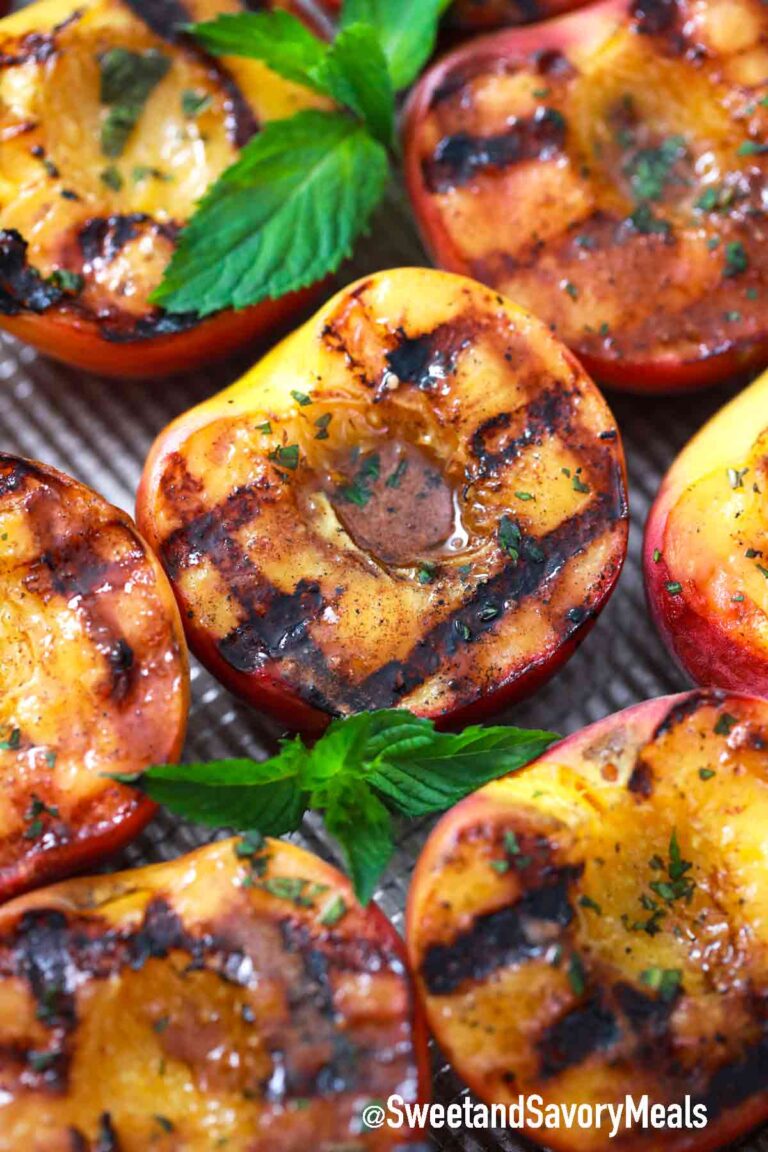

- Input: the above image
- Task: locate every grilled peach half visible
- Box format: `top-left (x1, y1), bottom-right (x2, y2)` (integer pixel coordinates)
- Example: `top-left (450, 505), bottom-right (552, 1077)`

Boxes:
top-left (645, 367), bottom-right (768, 695)
top-left (137, 268), bottom-right (628, 732)
top-left (404, 0), bottom-right (768, 392)
top-left (0, 0), bottom-right (325, 378)
top-left (0, 835), bottom-right (430, 1150)
top-left (408, 689), bottom-right (768, 1152)
top-left (0, 454), bottom-right (188, 902)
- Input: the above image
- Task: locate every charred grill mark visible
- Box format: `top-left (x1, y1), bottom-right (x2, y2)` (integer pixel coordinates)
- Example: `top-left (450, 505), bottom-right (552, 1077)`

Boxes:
top-left (162, 482), bottom-right (330, 676)
top-left (0, 220), bottom-right (197, 338)
top-left (470, 385), bottom-right (578, 475)
top-left (421, 865), bottom-right (582, 996)
top-left (161, 423), bottom-right (624, 713)
top-left (631, 0), bottom-right (679, 34)
top-left (537, 994), bottom-right (621, 1078)
top-left (100, 309), bottom-right (198, 342)
top-left (696, 1030), bottom-right (768, 1120)
top-left (613, 981), bottom-right (677, 1037)
top-left (121, 0), bottom-right (191, 39)
top-left (17, 479), bottom-right (150, 707)
top-left (128, 898), bottom-right (201, 968)
top-left (385, 323), bottom-right (471, 391)
top-left (627, 758), bottom-right (654, 798)
top-left (11, 911), bottom-right (78, 1030)
top-left (0, 13), bottom-right (81, 68)
top-left (653, 690), bottom-right (725, 739)
top-left (26, 539), bottom-right (143, 703)
top-left (0, 896), bottom-right (411, 1108)
top-left (77, 215), bottom-right (178, 266)
top-left (0, 454), bottom-right (35, 496)
top-left (424, 107), bottom-right (566, 193)
top-left (0, 229), bottom-right (64, 316)
top-left (95, 1113), bottom-right (123, 1152)
top-left (218, 579), bottom-right (325, 672)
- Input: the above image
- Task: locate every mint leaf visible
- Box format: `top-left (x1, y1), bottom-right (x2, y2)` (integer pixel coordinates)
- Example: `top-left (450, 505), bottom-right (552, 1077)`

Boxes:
top-left (190, 10), bottom-right (328, 93)
top-left (325, 779), bottom-right (394, 906)
top-left (368, 724), bottom-right (558, 817)
top-left (313, 23), bottom-right (394, 146)
top-left (151, 110), bottom-right (388, 316)
top-left (137, 743), bottom-right (309, 833)
top-left (126, 709), bottom-right (557, 905)
top-left (340, 0), bottom-right (451, 89)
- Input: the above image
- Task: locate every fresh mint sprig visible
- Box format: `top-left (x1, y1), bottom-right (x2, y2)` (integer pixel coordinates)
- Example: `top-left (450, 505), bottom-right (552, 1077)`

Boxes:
top-left (150, 0), bottom-right (450, 317)
top-left (117, 710), bottom-right (557, 905)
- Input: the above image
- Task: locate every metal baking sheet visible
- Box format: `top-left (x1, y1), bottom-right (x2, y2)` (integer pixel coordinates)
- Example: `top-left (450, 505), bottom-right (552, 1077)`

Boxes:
top-left (0, 178), bottom-right (764, 1151)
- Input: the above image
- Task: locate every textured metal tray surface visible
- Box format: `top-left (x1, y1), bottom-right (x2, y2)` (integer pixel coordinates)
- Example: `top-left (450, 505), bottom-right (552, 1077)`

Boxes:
top-left (0, 184), bottom-right (765, 1152)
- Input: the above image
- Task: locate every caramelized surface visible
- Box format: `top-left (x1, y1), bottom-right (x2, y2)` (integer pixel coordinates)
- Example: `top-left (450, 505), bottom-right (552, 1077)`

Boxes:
top-left (137, 268), bottom-right (627, 729)
top-left (0, 455), bottom-right (188, 900)
top-left (405, 0), bottom-right (768, 387)
top-left (0, 0), bottom-right (322, 341)
top-left (0, 837), bottom-right (427, 1151)
top-left (408, 690), bottom-right (768, 1152)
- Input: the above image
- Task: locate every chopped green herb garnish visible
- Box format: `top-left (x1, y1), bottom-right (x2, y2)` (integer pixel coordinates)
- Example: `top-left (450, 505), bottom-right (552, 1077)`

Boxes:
top-left (515, 491), bottom-right (534, 501)
top-left (724, 241), bottom-right (748, 278)
top-left (290, 389), bottom-right (312, 406)
top-left (47, 269), bottom-right (84, 294)
top-left (0, 727), bottom-right (20, 751)
top-left (417, 564), bottom-right (436, 585)
top-left (714, 712), bottom-right (737, 736)
top-left (100, 165), bottom-right (123, 191)
top-left (628, 203), bottom-right (671, 237)
top-left (579, 895), bottom-right (602, 915)
top-left (666, 581), bottom-right (682, 595)
top-left (728, 467), bottom-right (748, 488)
top-left (699, 768), bottom-right (715, 781)
top-left (98, 48), bottom-right (171, 158)
top-left (318, 894), bottom-right (347, 926)
top-left (640, 967), bottom-right (682, 1002)
top-left (737, 140), bottom-right (768, 157)
top-left (498, 516), bottom-right (521, 563)
top-left (695, 184), bottom-right (734, 213)
top-left (504, 831), bottom-right (521, 855)
top-left (567, 954), bottom-right (586, 996)
top-left (256, 421), bottom-right (272, 434)
top-left (653, 549), bottom-right (662, 563)
top-left (314, 412), bottom-right (332, 439)
top-left (132, 165), bottom-right (172, 182)
top-left (624, 135), bottom-right (686, 202)
top-left (182, 89), bottom-right (212, 119)
top-left (385, 458), bottom-right (408, 488)
top-left (268, 444), bottom-right (299, 471)
top-left (263, 876), bottom-right (311, 903)
top-left (235, 830), bottom-right (266, 858)
top-left (28, 1050), bottom-right (58, 1073)
top-left (563, 280), bottom-right (579, 299)
top-left (572, 475), bottom-right (590, 494)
